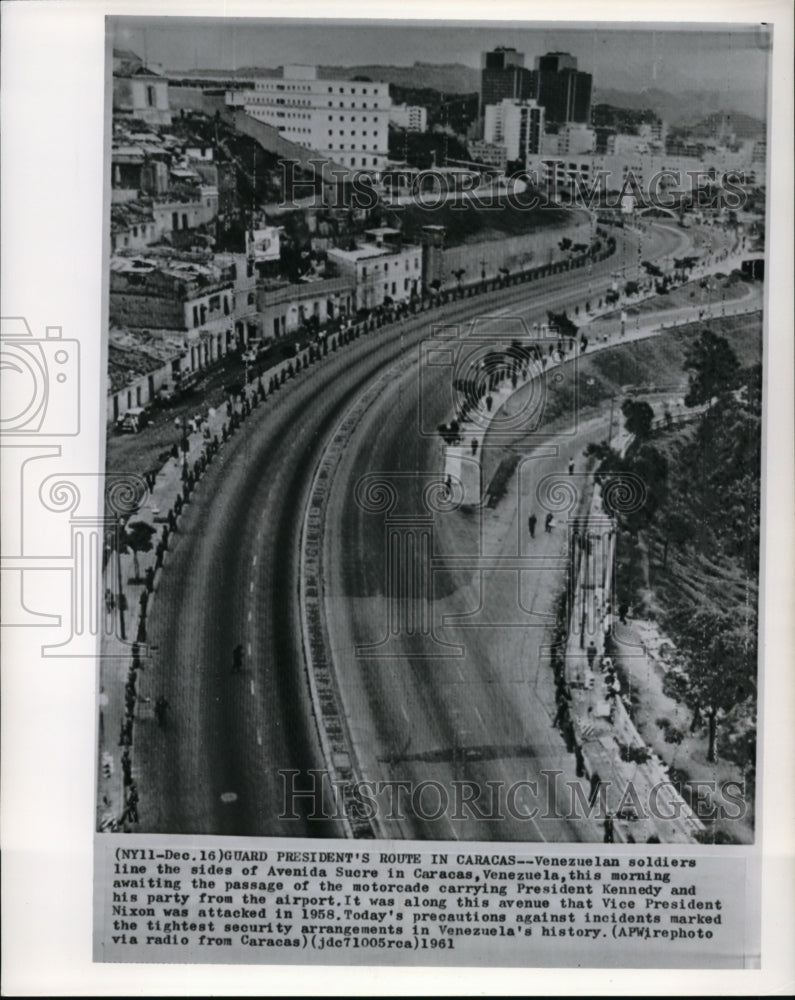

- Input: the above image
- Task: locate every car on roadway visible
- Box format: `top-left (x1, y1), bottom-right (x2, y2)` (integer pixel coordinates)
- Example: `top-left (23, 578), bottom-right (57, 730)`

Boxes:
top-left (117, 407), bottom-right (151, 433)
top-left (157, 383), bottom-right (178, 405)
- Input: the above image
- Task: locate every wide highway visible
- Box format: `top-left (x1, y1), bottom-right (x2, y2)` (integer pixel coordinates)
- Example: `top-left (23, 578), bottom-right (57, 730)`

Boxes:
top-left (137, 220), bottom-right (699, 838)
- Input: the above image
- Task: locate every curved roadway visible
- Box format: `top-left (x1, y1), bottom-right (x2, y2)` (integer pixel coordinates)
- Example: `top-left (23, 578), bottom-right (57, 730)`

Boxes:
top-left (138, 220), bottom-right (702, 838)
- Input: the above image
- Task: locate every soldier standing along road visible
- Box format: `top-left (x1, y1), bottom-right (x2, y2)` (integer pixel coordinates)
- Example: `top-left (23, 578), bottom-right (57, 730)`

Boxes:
top-left (528, 513), bottom-right (537, 538)
top-left (586, 641), bottom-right (598, 670)
top-left (545, 512), bottom-right (554, 533)
top-left (155, 696), bottom-right (169, 729)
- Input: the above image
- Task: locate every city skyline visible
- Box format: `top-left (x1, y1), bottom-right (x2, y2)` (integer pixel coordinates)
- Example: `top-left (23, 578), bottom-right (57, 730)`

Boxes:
top-left (112, 19), bottom-right (771, 118)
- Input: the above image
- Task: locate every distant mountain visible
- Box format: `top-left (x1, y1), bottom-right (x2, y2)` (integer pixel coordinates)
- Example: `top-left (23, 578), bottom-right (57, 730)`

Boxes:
top-left (319, 63), bottom-right (480, 93)
top-left (681, 110), bottom-right (765, 140)
top-left (592, 86), bottom-right (765, 125)
top-left (173, 62), bottom-right (480, 94)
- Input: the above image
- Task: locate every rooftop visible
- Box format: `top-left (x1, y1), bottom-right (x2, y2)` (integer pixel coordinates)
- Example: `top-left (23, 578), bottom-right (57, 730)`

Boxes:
top-left (110, 251), bottom-right (233, 285)
top-left (107, 328), bottom-right (183, 392)
top-left (327, 243), bottom-right (399, 263)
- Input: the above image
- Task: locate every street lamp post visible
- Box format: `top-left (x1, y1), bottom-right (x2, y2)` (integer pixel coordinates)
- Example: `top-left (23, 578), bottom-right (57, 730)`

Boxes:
top-left (115, 512), bottom-right (126, 641)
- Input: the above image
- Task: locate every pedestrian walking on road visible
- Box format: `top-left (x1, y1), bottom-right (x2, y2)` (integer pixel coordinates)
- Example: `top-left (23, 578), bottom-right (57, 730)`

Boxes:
top-left (545, 512), bottom-right (554, 533)
top-left (528, 513), bottom-right (537, 539)
top-left (586, 641), bottom-right (597, 670)
top-left (155, 696), bottom-right (169, 729)
top-left (618, 602), bottom-right (628, 625)
top-left (568, 459), bottom-right (575, 475)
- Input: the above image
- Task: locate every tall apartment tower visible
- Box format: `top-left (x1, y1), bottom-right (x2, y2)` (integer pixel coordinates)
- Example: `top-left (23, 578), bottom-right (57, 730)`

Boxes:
top-left (533, 51), bottom-right (592, 125)
top-left (480, 47), bottom-right (535, 112)
top-left (483, 99), bottom-right (545, 165)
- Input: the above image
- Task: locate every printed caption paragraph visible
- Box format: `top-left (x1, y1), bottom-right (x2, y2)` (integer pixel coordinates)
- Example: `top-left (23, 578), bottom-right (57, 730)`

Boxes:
top-left (95, 840), bottom-right (750, 967)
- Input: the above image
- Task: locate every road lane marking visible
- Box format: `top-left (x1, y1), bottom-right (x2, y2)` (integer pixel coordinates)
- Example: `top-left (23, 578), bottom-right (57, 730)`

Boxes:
top-left (256, 729), bottom-right (262, 746)
top-left (252, 555), bottom-right (257, 566)
top-left (250, 679), bottom-right (255, 696)
top-left (248, 610), bottom-right (252, 621)
top-left (247, 643), bottom-right (251, 656)
top-left (249, 581), bottom-right (254, 592)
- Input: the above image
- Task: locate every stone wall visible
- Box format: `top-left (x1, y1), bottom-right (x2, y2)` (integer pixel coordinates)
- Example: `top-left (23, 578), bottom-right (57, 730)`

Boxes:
top-left (427, 210), bottom-right (593, 291)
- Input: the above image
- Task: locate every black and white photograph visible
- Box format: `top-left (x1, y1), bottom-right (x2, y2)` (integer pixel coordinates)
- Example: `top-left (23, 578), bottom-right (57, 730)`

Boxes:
top-left (98, 16), bottom-right (768, 847)
top-left (2, 0), bottom-right (793, 990)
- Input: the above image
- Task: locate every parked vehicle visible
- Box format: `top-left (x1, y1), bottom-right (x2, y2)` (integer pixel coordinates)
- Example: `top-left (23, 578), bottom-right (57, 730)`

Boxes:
top-left (157, 383), bottom-right (178, 404)
top-left (117, 407), bottom-right (150, 433)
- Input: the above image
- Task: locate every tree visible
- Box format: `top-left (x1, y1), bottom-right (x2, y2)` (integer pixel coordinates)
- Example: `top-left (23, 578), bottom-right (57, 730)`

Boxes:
top-left (622, 399), bottom-right (654, 439)
top-left (683, 328), bottom-right (740, 407)
top-left (121, 521), bottom-right (157, 582)
top-left (437, 420), bottom-right (461, 445)
top-left (670, 607), bottom-right (756, 763)
top-left (547, 309), bottom-right (578, 337)
top-left (628, 443), bottom-right (668, 528)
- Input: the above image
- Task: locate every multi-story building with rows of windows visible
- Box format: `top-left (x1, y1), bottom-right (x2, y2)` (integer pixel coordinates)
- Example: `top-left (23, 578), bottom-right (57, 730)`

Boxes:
top-left (233, 64), bottom-right (391, 171)
top-left (326, 227), bottom-right (423, 311)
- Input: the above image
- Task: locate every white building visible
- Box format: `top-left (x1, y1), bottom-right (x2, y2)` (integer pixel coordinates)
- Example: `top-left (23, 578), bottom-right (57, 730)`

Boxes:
top-left (467, 140), bottom-right (508, 171)
top-left (528, 146), bottom-right (762, 196)
top-left (389, 103), bottom-right (428, 132)
top-left (326, 228), bottom-right (423, 311)
top-left (234, 64), bottom-right (391, 170)
top-left (556, 123), bottom-right (596, 155)
top-left (112, 50), bottom-right (172, 126)
top-left (483, 99), bottom-right (544, 165)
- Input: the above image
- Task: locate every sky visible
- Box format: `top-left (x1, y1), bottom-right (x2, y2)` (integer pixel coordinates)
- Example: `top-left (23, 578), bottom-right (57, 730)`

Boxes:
top-left (111, 18), bottom-right (771, 116)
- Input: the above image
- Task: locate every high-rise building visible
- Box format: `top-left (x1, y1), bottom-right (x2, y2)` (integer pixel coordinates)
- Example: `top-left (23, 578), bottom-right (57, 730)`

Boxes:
top-left (236, 64), bottom-right (391, 170)
top-left (480, 47), bottom-right (535, 112)
top-left (483, 99), bottom-right (544, 165)
top-left (533, 51), bottom-right (592, 125)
